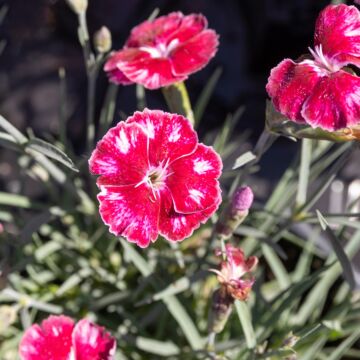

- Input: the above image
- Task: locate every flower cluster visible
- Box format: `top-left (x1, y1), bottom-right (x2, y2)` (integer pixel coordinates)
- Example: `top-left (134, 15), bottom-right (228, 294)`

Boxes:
top-left (104, 12), bottom-right (219, 89)
top-left (19, 315), bottom-right (116, 360)
top-left (267, 4), bottom-right (360, 131)
top-left (89, 109), bottom-right (222, 248)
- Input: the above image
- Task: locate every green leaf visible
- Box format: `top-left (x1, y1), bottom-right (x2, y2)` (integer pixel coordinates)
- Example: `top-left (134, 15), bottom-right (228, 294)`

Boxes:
top-left (232, 151), bottom-right (256, 170)
top-left (296, 138), bottom-right (312, 208)
top-left (327, 328), bottom-right (360, 360)
top-left (325, 227), bottom-right (355, 289)
top-left (26, 138), bottom-right (78, 172)
top-left (0, 192), bottom-right (41, 209)
top-left (316, 210), bottom-right (329, 230)
top-left (123, 335), bottom-right (180, 356)
top-left (235, 300), bottom-right (256, 349)
top-left (194, 67), bottom-right (222, 125)
top-left (119, 239), bottom-right (204, 350)
top-left (0, 114), bottom-right (27, 144)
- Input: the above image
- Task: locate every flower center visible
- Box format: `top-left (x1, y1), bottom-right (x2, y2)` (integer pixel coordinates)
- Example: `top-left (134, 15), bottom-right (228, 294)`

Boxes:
top-left (135, 159), bottom-right (172, 200)
top-left (308, 45), bottom-right (340, 73)
top-left (139, 39), bottom-right (179, 59)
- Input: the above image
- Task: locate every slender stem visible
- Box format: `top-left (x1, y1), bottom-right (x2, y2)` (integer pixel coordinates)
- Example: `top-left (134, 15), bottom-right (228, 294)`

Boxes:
top-left (295, 138), bottom-right (312, 210)
top-left (86, 70), bottom-right (98, 152)
top-left (162, 82), bottom-right (194, 126)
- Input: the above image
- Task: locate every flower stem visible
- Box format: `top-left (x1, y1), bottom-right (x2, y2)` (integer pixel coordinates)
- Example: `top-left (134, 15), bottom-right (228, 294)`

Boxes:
top-left (162, 82), bottom-right (195, 126)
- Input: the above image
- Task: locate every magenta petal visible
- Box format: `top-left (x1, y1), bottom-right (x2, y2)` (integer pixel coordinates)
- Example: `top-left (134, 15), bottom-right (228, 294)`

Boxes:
top-left (98, 183), bottom-right (160, 247)
top-left (104, 52), bottom-right (133, 85)
top-left (314, 4), bottom-right (360, 68)
top-left (19, 316), bottom-right (74, 360)
top-left (89, 122), bottom-right (148, 186)
top-left (72, 319), bottom-right (116, 360)
top-left (171, 30), bottom-right (219, 76)
top-left (126, 12), bottom-right (183, 48)
top-left (166, 144), bottom-right (222, 214)
top-left (266, 58), bottom-right (323, 122)
top-left (159, 188), bottom-right (219, 241)
top-left (302, 70), bottom-right (360, 131)
top-left (117, 49), bottom-right (186, 89)
top-left (127, 109), bottom-right (198, 164)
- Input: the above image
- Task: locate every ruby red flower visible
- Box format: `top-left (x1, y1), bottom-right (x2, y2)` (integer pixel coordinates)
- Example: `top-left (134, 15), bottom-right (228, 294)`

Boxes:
top-left (104, 12), bottom-right (219, 89)
top-left (19, 315), bottom-right (116, 360)
top-left (211, 245), bottom-right (258, 301)
top-left (266, 4), bottom-right (360, 131)
top-left (89, 109), bottom-right (222, 248)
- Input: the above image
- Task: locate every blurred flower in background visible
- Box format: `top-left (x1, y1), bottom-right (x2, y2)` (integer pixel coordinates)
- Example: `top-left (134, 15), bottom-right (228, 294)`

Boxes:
top-left (104, 12), bottom-right (219, 89)
top-left (19, 315), bottom-right (116, 360)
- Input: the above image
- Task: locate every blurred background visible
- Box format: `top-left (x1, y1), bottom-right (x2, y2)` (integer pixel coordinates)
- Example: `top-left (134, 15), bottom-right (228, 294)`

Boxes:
top-left (0, 0), bottom-right (359, 244)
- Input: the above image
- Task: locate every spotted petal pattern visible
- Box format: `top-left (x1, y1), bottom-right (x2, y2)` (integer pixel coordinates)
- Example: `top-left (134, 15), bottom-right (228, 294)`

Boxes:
top-left (89, 110), bottom-right (222, 247)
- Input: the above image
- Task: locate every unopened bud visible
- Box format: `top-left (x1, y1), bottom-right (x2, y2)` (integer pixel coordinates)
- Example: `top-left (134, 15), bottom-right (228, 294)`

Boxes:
top-left (282, 332), bottom-right (299, 348)
top-left (94, 26), bottom-right (112, 53)
top-left (66, 0), bottom-right (88, 15)
top-left (231, 186), bottom-right (254, 214)
top-left (208, 287), bottom-right (234, 334)
top-left (216, 186), bottom-right (254, 238)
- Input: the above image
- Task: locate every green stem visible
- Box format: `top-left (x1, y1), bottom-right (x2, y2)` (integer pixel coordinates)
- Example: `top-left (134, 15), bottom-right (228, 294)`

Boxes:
top-left (162, 82), bottom-right (194, 126)
top-left (295, 138), bottom-right (312, 210)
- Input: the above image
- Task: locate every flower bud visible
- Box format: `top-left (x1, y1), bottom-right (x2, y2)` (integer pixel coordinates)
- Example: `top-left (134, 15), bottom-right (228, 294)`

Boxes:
top-left (231, 186), bottom-right (254, 214)
top-left (94, 26), bottom-right (112, 53)
top-left (66, 0), bottom-right (88, 15)
top-left (216, 186), bottom-right (254, 238)
top-left (208, 287), bottom-right (234, 334)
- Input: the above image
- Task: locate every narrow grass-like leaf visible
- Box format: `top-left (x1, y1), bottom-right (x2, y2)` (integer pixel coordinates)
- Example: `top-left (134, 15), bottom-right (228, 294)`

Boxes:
top-left (296, 138), bottom-right (312, 208)
top-left (0, 192), bottom-right (41, 209)
top-left (235, 300), bottom-right (256, 349)
top-left (0, 114), bottom-right (27, 144)
top-left (136, 84), bottom-right (146, 110)
top-left (26, 138), bottom-right (78, 172)
top-left (120, 238), bottom-right (204, 350)
top-left (327, 328), bottom-right (360, 360)
top-left (123, 335), bottom-right (180, 356)
top-left (325, 227), bottom-right (355, 289)
top-left (232, 151), bottom-right (256, 170)
top-left (99, 83), bottom-right (118, 137)
top-left (316, 209), bottom-right (329, 230)
top-left (194, 67), bottom-right (222, 125)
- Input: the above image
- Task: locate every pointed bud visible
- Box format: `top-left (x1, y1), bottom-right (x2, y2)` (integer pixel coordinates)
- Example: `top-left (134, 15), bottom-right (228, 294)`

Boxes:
top-left (94, 26), bottom-right (112, 53)
top-left (216, 186), bottom-right (254, 238)
top-left (66, 0), bottom-right (88, 15)
top-left (208, 287), bottom-right (234, 334)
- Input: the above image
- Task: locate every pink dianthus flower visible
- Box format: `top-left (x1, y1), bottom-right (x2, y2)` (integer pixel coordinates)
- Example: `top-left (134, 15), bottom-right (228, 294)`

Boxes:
top-left (104, 12), bottom-right (219, 89)
top-left (267, 4), bottom-right (360, 131)
top-left (19, 315), bottom-right (116, 360)
top-left (89, 109), bottom-right (222, 248)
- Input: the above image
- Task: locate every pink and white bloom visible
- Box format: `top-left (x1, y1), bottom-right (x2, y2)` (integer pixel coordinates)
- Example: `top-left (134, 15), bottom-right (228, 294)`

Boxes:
top-left (104, 12), bottom-right (219, 89)
top-left (89, 109), bottom-right (222, 248)
top-left (267, 4), bottom-right (360, 131)
top-left (19, 315), bottom-right (116, 360)
top-left (211, 245), bottom-right (258, 301)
